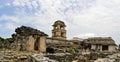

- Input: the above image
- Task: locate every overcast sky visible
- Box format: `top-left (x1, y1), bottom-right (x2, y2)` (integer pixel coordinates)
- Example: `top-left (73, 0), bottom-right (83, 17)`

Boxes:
top-left (0, 0), bottom-right (120, 44)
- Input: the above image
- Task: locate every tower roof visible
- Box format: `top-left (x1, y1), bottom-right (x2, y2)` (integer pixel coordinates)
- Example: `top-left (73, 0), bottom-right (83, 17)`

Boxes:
top-left (53, 20), bottom-right (66, 27)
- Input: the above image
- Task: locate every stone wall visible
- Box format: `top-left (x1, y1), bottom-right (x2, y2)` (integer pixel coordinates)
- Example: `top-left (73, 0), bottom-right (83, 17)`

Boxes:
top-left (26, 36), bottom-right (35, 51)
top-left (91, 44), bottom-right (116, 52)
top-left (39, 36), bottom-right (47, 53)
top-left (46, 38), bottom-right (74, 53)
top-left (13, 26), bottom-right (48, 53)
top-left (108, 45), bottom-right (116, 52)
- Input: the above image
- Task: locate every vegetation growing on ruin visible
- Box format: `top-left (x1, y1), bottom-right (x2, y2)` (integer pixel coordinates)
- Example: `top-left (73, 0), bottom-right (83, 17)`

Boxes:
top-left (0, 37), bottom-right (13, 48)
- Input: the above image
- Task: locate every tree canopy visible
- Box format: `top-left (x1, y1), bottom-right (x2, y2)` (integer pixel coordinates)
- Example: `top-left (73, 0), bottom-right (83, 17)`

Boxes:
top-left (0, 37), bottom-right (14, 48)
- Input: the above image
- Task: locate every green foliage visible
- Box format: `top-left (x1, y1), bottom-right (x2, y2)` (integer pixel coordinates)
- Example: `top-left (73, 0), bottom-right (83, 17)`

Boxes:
top-left (68, 47), bottom-right (76, 54)
top-left (64, 56), bottom-right (70, 62)
top-left (5, 38), bottom-right (14, 43)
top-left (0, 37), bottom-right (14, 48)
top-left (0, 37), bottom-right (5, 43)
top-left (0, 37), bottom-right (13, 43)
top-left (65, 47), bottom-right (77, 61)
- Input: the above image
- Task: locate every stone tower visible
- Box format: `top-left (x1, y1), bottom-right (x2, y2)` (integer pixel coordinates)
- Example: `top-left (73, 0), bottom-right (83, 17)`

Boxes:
top-left (52, 20), bottom-right (66, 40)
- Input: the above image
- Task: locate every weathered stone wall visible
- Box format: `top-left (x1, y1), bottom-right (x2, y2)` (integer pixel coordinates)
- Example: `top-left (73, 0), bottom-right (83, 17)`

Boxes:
top-left (46, 38), bottom-right (81, 53)
top-left (46, 38), bottom-right (73, 46)
top-left (39, 36), bottom-right (47, 53)
top-left (91, 44), bottom-right (116, 52)
top-left (26, 36), bottom-right (35, 51)
top-left (108, 45), bottom-right (116, 52)
top-left (13, 26), bottom-right (48, 53)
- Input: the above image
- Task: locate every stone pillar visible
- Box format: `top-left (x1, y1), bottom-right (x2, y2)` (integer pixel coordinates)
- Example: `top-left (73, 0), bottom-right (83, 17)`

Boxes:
top-left (26, 36), bottom-right (35, 51)
top-left (100, 45), bottom-right (102, 51)
top-left (56, 32), bottom-right (61, 37)
top-left (57, 25), bottom-right (60, 29)
top-left (52, 32), bottom-right (54, 37)
top-left (39, 36), bottom-right (47, 53)
top-left (63, 32), bottom-right (66, 38)
top-left (63, 27), bottom-right (65, 30)
top-left (91, 45), bottom-right (96, 50)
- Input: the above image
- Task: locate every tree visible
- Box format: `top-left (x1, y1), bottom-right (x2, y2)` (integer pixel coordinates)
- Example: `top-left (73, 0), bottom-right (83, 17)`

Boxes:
top-left (0, 37), bottom-right (14, 48)
top-left (0, 37), bottom-right (5, 48)
top-left (80, 41), bottom-right (91, 51)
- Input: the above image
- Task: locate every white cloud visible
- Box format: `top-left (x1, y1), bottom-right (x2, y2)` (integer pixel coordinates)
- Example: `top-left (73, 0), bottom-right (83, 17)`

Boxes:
top-left (31, 0), bottom-right (38, 9)
top-left (12, 0), bottom-right (21, 6)
top-left (26, 2), bottom-right (32, 9)
top-left (0, 15), bottom-right (20, 23)
top-left (0, 5), bottom-right (3, 8)
top-left (5, 3), bottom-right (11, 6)
top-left (4, 23), bottom-right (16, 30)
top-left (0, 0), bottom-right (120, 44)
top-left (75, 33), bottom-right (97, 39)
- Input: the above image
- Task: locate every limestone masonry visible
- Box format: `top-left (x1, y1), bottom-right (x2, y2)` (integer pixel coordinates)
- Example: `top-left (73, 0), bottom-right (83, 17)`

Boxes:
top-left (11, 20), bottom-right (116, 53)
top-left (0, 20), bottom-right (118, 62)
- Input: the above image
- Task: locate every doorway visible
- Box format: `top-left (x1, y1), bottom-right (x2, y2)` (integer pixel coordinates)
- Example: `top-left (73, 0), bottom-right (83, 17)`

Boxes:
top-left (34, 37), bottom-right (40, 51)
top-left (46, 47), bottom-right (55, 53)
top-left (102, 45), bottom-right (108, 51)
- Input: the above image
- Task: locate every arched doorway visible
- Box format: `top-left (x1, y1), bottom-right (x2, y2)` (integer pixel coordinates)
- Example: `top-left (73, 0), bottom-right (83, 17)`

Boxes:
top-left (34, 37), bottom-right (40, 51)
top-left (46, 47), bottom-right (55, 53)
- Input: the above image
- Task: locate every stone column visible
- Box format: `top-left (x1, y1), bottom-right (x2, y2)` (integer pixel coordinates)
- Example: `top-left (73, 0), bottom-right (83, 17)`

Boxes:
top-left (57, 25), bottom-right (60, 29)
top-left (26, 36), bottom-right (35, 51)
top-left (56, 32), bottom-right (61, 37)
top-left (63, 32), bottom-right (66, 39)
top-left (39, 36), bottom-right (47, 53)
top-left (100, 45), bottom-right (102, 51)
top-left (52, 32), bottom-right (54, 37)
top-left (91, 45), bottom-right (96, 50)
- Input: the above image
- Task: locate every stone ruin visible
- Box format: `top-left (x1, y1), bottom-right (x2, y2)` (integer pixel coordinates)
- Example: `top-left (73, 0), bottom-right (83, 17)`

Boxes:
top-left (12, 26), bottom-right (48, 52)
top-left (0, 20), bottom-right (119, 62)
